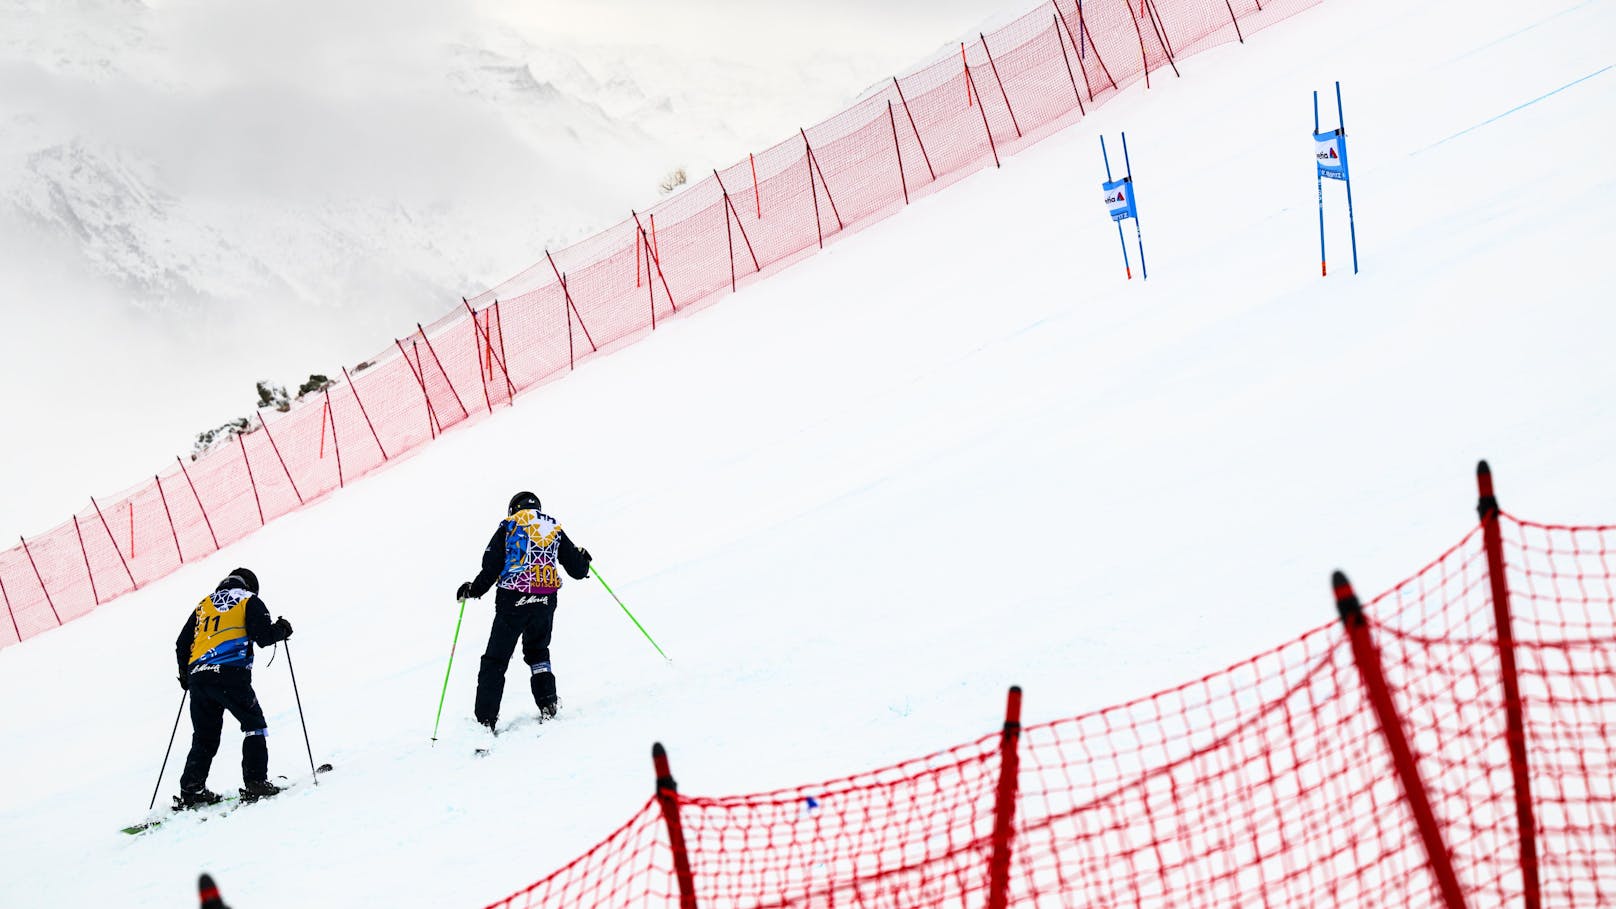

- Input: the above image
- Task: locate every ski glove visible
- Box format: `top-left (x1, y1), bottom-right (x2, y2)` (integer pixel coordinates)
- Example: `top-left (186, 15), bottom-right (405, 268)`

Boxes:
top-left (272, 617), bottom-right (294, 641)
top-left (178, 673), bottom-right (189, 692)
top-left (456, 581), bottom-right (476, 601)
top-left (578, 548), bottom-right (591, 566)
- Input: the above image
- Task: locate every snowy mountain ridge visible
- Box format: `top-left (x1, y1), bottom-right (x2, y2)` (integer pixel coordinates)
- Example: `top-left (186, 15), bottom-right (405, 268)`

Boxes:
top-left (0, 0), bottom-right (998, 536)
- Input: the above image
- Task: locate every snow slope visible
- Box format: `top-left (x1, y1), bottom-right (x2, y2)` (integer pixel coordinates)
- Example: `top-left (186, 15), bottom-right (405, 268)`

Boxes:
top-left (1, 0), bottom-right (1613, 905)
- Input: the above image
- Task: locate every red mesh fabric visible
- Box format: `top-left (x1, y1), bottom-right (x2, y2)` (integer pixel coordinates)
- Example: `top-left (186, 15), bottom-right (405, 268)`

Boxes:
top-left (0, 0), bottom-right (1323, 647)
top-left (480, 511), bottom-right (1616, 907)
top-left (484, 800), bottom-right (670, 909)
top-left (1499, 515), bottom-right (1616, 904)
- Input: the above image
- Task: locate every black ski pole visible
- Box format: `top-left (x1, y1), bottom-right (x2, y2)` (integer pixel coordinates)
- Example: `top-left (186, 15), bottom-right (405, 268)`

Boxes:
top-left (149, 690), bottom-right (188, 810)
top-left (283, 641), bottom-right (319, 785)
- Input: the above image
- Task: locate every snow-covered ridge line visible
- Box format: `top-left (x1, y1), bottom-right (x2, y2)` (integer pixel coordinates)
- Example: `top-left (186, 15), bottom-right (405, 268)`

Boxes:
top-left (0, 0), bottom-right (1318, 649)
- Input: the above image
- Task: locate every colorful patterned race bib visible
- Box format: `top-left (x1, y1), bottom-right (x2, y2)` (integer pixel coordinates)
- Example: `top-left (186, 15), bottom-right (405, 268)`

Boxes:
top-left (500, 510), bottom-right (564, 592)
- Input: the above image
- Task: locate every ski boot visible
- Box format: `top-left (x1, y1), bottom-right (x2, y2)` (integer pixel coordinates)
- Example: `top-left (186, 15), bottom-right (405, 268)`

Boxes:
top-left (538, 697), bottom-right (561, 722)
top-left (239, 778), bottom-right (285, 803)
top-left (175, 787), bottom-right (224, 810)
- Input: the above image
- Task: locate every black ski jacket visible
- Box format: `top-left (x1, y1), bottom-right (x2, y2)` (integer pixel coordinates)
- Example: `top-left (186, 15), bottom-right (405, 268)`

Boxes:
top-left (467, 521), bottom-right (591, 599)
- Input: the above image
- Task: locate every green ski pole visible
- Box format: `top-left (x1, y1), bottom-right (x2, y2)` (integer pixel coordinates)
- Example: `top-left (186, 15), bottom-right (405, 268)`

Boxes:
top-left (591, 565), bottom-right (670, 662)
top-left (431, 598), bottom-right (469, 743)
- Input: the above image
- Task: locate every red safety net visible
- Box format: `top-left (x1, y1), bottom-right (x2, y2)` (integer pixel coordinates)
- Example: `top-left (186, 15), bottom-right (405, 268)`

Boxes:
top-left (0, 0), bottom-right (1322, 648)
top-left (485, 507), bottom-right (1616, 907)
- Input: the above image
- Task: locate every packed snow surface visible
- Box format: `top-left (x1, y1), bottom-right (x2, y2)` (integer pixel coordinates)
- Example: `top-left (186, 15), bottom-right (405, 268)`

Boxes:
top-left (1, 0), bottom-right (1613, 905)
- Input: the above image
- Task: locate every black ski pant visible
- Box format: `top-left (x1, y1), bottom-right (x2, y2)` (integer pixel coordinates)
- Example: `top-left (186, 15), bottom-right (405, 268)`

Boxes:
top-left (475, 589), bottom-right (559, 724)
top-left (180, 672), bottom-right (270, 791)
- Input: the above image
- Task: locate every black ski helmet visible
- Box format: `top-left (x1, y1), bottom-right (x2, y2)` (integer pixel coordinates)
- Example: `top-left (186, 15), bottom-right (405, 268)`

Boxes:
top-left (221, 567), bottom-right (260, 594)
top-left (508, 491), bottom-right (541, 515)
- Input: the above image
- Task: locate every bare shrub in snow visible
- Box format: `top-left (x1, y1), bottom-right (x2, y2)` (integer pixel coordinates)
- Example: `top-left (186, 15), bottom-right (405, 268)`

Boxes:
top-left (257, 381), bottom-right (291, 412)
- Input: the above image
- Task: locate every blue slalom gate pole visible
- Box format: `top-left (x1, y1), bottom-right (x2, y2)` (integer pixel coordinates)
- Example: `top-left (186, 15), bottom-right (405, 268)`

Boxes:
top-left (1101, 136), bottom-right (1132, 280)
top-left (1122, 132), bottom-right (1148, 280)
top-left (1337, 81), bottom-right (1359, 274)
top-left (1315, 90), bottom-right (1327, 276)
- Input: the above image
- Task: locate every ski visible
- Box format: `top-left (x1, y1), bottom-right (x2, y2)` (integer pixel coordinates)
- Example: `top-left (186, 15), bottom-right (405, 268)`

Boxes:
top-left (122, 763), bottom-right (333, 834)
top-left (473, 712), bottom-right (559, 756)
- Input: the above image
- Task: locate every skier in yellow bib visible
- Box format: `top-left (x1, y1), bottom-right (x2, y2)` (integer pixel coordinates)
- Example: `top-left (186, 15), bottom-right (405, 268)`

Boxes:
top-left (173, 568), bottom-right (294, 807)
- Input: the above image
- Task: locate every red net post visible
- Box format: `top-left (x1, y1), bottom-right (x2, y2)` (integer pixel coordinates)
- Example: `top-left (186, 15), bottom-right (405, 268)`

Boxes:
top-left (255, 411), bottom-right (304, 504)
top-left (721, 179), bottom-right (737, 290)
top-left (480, 309), bottom-right (491, 380)
top-left (1144, 0), bottom-right (1181, 76)
top-left (324, 388), bottom-right (344, 489)
top-left (632, 211), bottom-right (679, 316)
top-left (962, 41), bottom-right (973, 106)
top-left (887, 101), bottom-right (911, 205)
top-left (562, 279), bottom-right (575, 368)
top-left (634, 216), bottom-right (658, 328)
top-left (396, 337), bottom-right (442, 438)
top-left (803, 129), bottom-right (843, 231)
top-left (1497, 509), bottom-right (1616, 900)
top-left (987, 685), bottom-right (1023, 909)
top-left (1334, 571), bottom-right (1469, 909)
top-left (89, 496), bottom-right (137, 590)
top-left (18, 536), bottom-right (60, 624)
top-left (979, 32), bottom-right (1023, 138)
top-left (175, 456), bottom-right (220, 552)
top-left (749, 152), bottom-right (760, 218)
top-left (460, 300), bottom-right (513, 408)
top-left (547, 250), bottom-right (598, 355)
top-left (800, 130), bottom-right (826, 248)
top-left (467, 303), bottom-right (494, 415)
top-left (964, 60), bottom-right (1002, 167)
top-left (1077, 3), bottom-right (1119, 92)
top-left (317, 395), bottom-right (329, 458)
top-left (1476, 461), bottom-right (1541, 908)
top-left (891, 76), bottom-right (937, 180)
top-left (651, 742), bottom-right (697, 909)
top-left (1052, 13), bottom-right (1089, 113)
top-left (154, 473), bottom-right (185, 562)
top-left (237, 433), bottom-right (265, 526)
top-left (1126, 0), bottom-right (1153, 89)
top-left (1224, 0), bottom-right (1246, 43)
top-left (71, 516), bottom-right (99, 606)
top-left (1052, 5), bottom-right (1096, 103)
top-left (415, 323), bottom-right (469, 422)
top-left (493, 301), bottom-right (512, 386)
top-left (338, 370), bottom-right (389, 463)
top-left (712, 170), bottom-right (761, 281)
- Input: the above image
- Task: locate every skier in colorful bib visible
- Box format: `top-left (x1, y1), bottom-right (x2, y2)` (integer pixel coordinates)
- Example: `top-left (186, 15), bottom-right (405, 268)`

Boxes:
top-left (456, 491), bottom-right (591, 730)
top-left (173, 568), bottom-right (294, 807)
